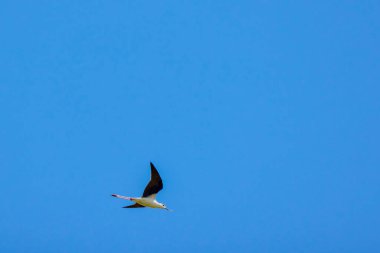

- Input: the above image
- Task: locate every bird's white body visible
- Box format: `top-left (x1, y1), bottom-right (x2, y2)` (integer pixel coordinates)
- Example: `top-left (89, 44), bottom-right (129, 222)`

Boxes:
top-left (133, 197), bottom-right (163, 209)
top-left (112, 194), bottom-right (167, 209)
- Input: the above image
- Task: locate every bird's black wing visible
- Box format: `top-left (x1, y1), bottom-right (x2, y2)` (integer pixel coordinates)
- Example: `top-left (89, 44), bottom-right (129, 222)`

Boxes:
top-left (142, 162), bottom-right (163, 197)
top-left (123, 203), bottom-right (145, 208)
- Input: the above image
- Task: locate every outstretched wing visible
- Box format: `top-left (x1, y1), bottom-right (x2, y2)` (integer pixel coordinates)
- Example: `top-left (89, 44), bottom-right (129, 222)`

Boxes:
top-left (123, 203), bottom-right (145, 208)
top-left (142, 162), bottom-right (163, 198)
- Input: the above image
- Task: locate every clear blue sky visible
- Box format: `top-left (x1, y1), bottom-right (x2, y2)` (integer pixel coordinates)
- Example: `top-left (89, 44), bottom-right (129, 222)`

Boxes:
top-left (1, 1), bottom-right (379, 252)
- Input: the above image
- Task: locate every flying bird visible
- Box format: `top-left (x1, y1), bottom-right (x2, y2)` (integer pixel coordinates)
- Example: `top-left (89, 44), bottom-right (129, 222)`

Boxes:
top-left (111, 162), bottom-right (169, 210)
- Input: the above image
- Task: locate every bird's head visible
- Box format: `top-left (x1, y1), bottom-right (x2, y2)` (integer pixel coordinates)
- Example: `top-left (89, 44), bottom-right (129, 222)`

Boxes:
top-left (159, 203), bottom-right (170, 211)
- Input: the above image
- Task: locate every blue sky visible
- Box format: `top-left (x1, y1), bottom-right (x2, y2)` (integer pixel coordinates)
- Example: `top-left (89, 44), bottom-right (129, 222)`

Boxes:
top-left (1, 1), bottom-right (379, 252)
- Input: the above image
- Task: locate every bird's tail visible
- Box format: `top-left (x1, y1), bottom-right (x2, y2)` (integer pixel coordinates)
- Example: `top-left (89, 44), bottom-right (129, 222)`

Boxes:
top-left (111, 194), bottom-right (132, 200)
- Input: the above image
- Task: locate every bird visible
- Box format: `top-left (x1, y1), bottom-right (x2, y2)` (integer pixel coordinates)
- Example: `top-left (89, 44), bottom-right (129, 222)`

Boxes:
top-left (111, 162), bottom-right (169, 210)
